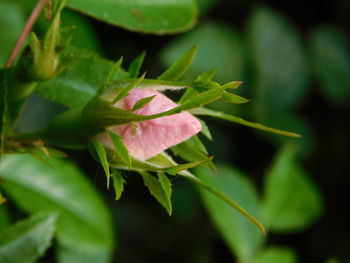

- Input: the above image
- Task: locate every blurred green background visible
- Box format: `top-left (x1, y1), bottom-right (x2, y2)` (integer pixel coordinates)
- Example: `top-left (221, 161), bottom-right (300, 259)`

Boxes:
top-left (1, 0), bottom-right (350, 262)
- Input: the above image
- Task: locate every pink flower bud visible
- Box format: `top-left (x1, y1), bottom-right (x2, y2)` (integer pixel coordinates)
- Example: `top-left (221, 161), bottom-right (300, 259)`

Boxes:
top-left (97, 88), bottom-right (201, 161)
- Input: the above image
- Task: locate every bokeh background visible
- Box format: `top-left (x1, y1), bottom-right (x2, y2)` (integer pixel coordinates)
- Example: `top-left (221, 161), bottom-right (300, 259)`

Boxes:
top-left (1, 0), bottom-right (350, 262)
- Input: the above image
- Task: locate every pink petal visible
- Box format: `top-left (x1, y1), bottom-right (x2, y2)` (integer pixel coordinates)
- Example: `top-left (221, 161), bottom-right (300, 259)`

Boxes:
top-left (99, 88), bottom-right (201, 161)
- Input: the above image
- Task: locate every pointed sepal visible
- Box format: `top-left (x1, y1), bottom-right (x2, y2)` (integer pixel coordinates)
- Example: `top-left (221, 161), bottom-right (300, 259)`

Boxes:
top-left (128, 51), bottom-right (146, 78)
top-left (112, 169), bottom-right (126, 200)
top-left (158, 45), bottom-right (198, 81)
top-left (90, 139), bottom-right (110, 188)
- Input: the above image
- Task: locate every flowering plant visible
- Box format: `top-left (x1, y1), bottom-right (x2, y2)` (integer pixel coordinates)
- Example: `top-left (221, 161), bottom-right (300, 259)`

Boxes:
top-left (0, 1), bottom-right (320, 262)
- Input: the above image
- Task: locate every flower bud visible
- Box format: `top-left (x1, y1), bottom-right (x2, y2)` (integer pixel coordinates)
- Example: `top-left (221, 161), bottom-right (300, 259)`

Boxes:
top-left (92, 87), bottom-right (202, 161)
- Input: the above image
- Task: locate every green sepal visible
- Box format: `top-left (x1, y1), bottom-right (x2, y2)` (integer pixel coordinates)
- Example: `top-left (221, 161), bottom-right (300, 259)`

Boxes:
top-left (131, 95), bottom-right (156, 111)
top-left (140, 171), bottom-right (172, 215)
top-left (188, 135), bottom-right (208, 154)
top-left (103, 79), bottom-right (190, 98)
top-left (191, 108), bottom-right (301, 138)
top-left (111, 151), bottom-right (266, 234)
top-left (157, 172), bottom-right (172, 201)
top-left (112, 72), bottom-right (146, 104)
top-left (178, 87), bottom-right (198, 103)
top-left (196, 68), bottom-right (217, 82)
top-left (29, 0), bottom-right (67, 81)
top-left (220, 91), bottom-right (250, 104)
top-left (158, 45), bottom-right (198, 81)
top-left (128, 51), bottom-right (146, 78)
top-left (192, 81), bottom-right (247, 104)
top-left (83, 98), bottom-right (142, 131)
top-left (107, 130), bottom-right (132, 168)
top-left (90, 139), bottom-right (110, 188)
top-left (192, 80), bottom-right (221, 92)
top-left (222, 81), bottom-right (243, 90)
top-left (83, 86), bottom-right (225, 133)
top-left (101, 57), bottom-right (123, 92)
top-left (178, 86), bottom-right (224, 110)
top-left (107, 149), bottom-right (210, 175)
top-left (111, 170), bottom-right (126, 200)
top-left (198, 118), bottom-right (213, 140)
top-left (177, 67), bottom-right (219, 103)
top-left (179, 171), bottom-right (266, 235)
top-left (171, 138), bottom-right (216, 171)
top-left (165, 157), bottom-right (213, 175)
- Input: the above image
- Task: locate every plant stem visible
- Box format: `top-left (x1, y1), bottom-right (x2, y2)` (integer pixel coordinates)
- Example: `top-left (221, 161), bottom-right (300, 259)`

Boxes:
top-left (5, 0), bottom-right (48, 69)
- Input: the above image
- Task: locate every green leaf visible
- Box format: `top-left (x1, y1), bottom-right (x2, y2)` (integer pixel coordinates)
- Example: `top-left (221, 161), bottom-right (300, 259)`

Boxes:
top-left (128, 51), bottom-right (146, 78)
top-left (131, 95), bottom-right (156, 111)
top-left (254, 246), bottom-right (298, 263)
top-left (195, 165), bottom-right (264, 261)
top-left (309, 26), bottom-right (350, 103)
top-left (107, 130), bottom-right (132, 168)
top-left (0, 1), bottom-right (25, 67)
top-left (35, 48), bottom-right (128, 108)
top-left (90, 140), bottom-right (110, 188)
top-left (191, 107), bottom-right (301, 138)
top-left (0, 154), bottom-right (114, 262)
top-left (247, 7), bottom-right (309, 112)
top-left (262, 144), bottom-right (324, 232)
top-left (247, 7), bottom-right (309, 147)
top-left (140, 171), bottom-right (172, 215)
top-left (112, 170), bottom-right (126, 200)
top-left (67, 0), bottom-right (198, 34)
top-left (160, 22), bottom-right (245, 83)
top-left (0, 212), bottom-right (56, 263)
top-left (158, 45), bottom-right (198, 81)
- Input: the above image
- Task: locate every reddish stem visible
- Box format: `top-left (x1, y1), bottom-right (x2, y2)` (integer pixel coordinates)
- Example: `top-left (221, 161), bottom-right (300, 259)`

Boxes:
top-left (5, 0), bottom-right (48, 69)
